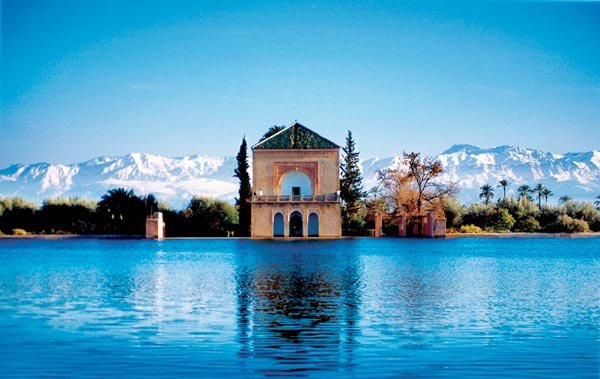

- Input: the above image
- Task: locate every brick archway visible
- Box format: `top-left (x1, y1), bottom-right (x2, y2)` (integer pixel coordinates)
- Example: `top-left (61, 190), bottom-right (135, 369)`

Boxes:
top-left (274, 162), bottom-right (319, 195)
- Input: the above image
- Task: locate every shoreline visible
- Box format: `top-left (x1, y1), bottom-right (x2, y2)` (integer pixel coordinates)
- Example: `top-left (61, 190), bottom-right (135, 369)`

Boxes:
top-left (1, 232), bottom-right (599, 240)
top-left (446, 232), bottom-right (600, 239)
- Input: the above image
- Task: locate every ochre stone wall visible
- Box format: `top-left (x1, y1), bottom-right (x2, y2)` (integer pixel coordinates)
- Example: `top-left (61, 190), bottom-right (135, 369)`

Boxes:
top-left (251, 203), bottom-right (341, 238)
top-left (251, 149), bottom-right (341, 238)
top-left (252, 149), bottom-right (340, 197)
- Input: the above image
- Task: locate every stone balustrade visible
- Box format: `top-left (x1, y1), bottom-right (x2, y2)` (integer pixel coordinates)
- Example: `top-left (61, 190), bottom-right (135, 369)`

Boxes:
top-left (252, 194), bottom-right (341, 203)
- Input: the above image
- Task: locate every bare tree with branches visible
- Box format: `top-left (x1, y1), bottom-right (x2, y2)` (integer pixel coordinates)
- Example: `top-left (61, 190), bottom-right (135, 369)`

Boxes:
top-left (377, 152), bottom-right (459, 217)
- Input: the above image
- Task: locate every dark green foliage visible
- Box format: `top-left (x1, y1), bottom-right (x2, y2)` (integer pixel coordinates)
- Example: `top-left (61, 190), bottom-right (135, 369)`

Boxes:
top-left (0, 197), bottom-right (39, 234)
top-left (537, 206), bottom-right (564, 232)
top-left (463, 203), bottom-right (496, 230)
top-left (157, 207), bottom-right (185, 236)
top-left (513, 216), bottom-right (540, 232)
top-left (144, 194), bottom-right (158, 217)
top-left (343, 216), bottom-right (367, 236)
top-left (340, 130), bottom-right (364, 230)
top-left (443, 198), bottom-right (465, 229)
top-left (41, 197), bottom-right (97, 234)
top-left (182, 196), bottom-right (238, 236)
top-left (234, 136), bottom-right (252, 236)
top-left (253, 123), bottom-right (338, 149)
top-left (382, 219), bottom-right (400, 236)
top-left (0, 191), bottom-right (242, 237)
top-left (97, 188), bottom-right (146, 235)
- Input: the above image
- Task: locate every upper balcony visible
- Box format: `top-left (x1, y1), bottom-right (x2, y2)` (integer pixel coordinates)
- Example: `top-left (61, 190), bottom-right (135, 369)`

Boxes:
top-left (252, 194), bottom-right (341, 203)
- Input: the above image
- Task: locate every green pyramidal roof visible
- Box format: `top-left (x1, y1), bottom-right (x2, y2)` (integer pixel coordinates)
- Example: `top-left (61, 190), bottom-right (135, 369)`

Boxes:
top-left (252, 122), bottom-right (339, 150)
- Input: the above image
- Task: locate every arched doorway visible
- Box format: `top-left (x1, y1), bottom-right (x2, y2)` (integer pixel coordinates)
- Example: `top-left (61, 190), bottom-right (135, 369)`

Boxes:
top-left (280, 171), bottom-right (312, 199)
top-left (289, 211), bottom-right (303, 237)
top-left (273, 212), bottom-right (284, 237)
top-left (308, 213), bottom-right (319, 237)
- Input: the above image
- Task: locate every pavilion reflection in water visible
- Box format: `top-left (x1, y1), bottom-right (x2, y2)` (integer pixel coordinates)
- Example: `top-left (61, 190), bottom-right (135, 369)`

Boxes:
top-left (234, 248), bottom-right (361, 374)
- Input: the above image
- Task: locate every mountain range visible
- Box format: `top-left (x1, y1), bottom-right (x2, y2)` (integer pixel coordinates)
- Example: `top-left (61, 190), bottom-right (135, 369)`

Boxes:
top-left (1, 145), bottom-right (599, 208)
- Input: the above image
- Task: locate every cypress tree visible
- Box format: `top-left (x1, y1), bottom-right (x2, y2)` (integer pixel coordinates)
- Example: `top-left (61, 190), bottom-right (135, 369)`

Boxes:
top-left (340, 130), bottom-right (364, 227)
top-left (234, 136), bottom-right (252, 236)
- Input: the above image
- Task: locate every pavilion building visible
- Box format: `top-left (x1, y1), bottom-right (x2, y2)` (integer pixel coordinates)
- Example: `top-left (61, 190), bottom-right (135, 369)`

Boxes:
top-left (250, 122), bottom-right (342, 238)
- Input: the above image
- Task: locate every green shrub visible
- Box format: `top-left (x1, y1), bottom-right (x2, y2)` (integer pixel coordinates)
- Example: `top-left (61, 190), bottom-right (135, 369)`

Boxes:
top-left (462, 203), bottom-right (495, 229)
top-left (552, 215), bottom-right (590, 233)
top-left (514, 197), bottom-right (539, 220)
top-left (459, 224), bottom-right (483, 233)
top-left (443, 197), bottom-right (465, 229)
top-left (493, 208), bottom-right (515, 231)
top-left (343, 216), bottom-right (367, 236)
top-left (182, 196), bottom-right (239, 237)
top-left (513, 216), bottom-right (540, 232)
top-left (538, 206), bottom-right (564, 231)
top-left (382, 219), bottom-right (399, 236)
top-left (11, 228), bottom-right (29, 236)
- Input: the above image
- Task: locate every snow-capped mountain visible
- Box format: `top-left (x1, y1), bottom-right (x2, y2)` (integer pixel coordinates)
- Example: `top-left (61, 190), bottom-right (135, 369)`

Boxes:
top-left (361, 145), bottom-right (600, 203)
top-left (1, 145), bottom-right (599, 208)
top-left (0, 153), bottom-right (240, 209)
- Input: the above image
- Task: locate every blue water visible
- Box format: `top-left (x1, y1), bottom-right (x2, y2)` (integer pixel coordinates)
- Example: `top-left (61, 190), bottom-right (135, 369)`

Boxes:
top-left (0, 238), bottom-right (599, 378)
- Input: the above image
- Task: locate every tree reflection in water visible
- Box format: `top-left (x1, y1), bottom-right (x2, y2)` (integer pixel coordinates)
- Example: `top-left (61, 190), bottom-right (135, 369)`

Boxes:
top-left (235, 245), bottom-right (361, 375)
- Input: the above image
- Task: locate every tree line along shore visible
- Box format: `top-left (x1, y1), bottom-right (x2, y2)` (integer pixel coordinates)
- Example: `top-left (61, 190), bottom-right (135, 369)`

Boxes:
top-left (1, 128), bottom-right (599, 237)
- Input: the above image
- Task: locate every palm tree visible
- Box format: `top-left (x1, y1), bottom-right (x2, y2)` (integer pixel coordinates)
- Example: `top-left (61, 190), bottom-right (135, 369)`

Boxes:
top-left (366, 185), bottom-right (387, 214)
top-left (479, 184), bottom-right (495, 205)
top-left (368, 185), bottom-right (383, 199)
top-left (97, 188), bottom-right (144, 234)
top-left (533, 183), bottom-right (546, 208)
top-left (558, 195), bottom-right (572, 205)
top-left (144, 193), bottom-right (158, 216)
top-left (541, 188), bottom-right (553, 205)
top-left (498, 179), bottom-right (510, 199)
top-left (517, 184), bottom-right (533, 201)
top-left (595, 195), bottom-right (600, 209)
top-left (259, 125), bottom-right (286, 142)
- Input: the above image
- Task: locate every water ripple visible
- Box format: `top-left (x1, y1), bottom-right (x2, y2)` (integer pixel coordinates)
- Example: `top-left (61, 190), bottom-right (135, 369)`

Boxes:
top-left (0, 237), bottom-right (599, 377)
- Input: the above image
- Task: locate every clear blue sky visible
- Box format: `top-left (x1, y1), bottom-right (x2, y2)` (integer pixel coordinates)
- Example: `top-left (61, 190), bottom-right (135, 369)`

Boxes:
top-left (2, 0), bottom-right (599, 166)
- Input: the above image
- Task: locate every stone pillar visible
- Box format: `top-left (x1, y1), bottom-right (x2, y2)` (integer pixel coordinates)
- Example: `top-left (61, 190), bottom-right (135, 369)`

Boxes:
top-left (374, 212), bottom-right (383, 238)
top-left (427, 212), bottom-right (437, 238)
top-left (145, 212), bottom-right (165, 240)
top-left (398, 215), bottom-right (407, 237)
top-left (284, 209), bottom-right (289, 237)
top-left (303, 208), bottom-right (308, 238)
top-left (433, 218), bottom-right (446, 238)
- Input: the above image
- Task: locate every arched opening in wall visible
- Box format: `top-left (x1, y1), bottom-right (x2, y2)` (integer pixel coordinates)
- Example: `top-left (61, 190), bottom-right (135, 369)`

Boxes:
top-left (273, 212), bottom-right (284, 237)
top-left (289, 211), bottom-right (303, 237)
top-left (308, 212), bottom-right (319, 237)
top-left (280, 171), bottom-right (312, 199)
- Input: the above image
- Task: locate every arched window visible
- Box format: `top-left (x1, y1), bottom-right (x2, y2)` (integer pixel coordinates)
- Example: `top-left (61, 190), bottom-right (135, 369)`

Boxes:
top-left (289, 211), bottom-right (303, 237)
top-left (280, 171), bottom-right (312, 197)
top-left (308, 213), bottom-right (319, 237)
top-left (273, 212), bottom-right (284, 237)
